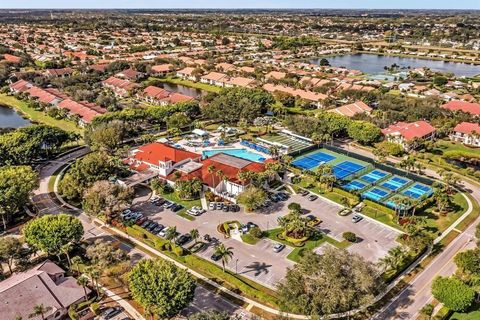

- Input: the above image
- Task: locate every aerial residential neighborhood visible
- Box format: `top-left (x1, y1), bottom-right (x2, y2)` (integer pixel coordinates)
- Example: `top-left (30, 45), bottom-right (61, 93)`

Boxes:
top-left (1, 2), bottom-right (480, 320)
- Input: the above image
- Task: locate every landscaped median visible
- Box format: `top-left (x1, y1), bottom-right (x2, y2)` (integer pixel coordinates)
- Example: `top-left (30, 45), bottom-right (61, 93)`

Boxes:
top-left (265, 228), bottom-right (350, 262)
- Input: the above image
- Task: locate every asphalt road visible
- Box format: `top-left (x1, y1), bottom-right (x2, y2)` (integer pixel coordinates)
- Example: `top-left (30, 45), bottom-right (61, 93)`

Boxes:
top-left (336, 141), bottom-right (480, 320)
top-left (31, 148), bottom-right (249, 319)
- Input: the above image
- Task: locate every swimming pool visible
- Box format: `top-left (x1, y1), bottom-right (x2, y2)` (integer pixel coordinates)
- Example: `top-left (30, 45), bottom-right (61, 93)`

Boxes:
top-left (202, 149), bottom-right (266, 163)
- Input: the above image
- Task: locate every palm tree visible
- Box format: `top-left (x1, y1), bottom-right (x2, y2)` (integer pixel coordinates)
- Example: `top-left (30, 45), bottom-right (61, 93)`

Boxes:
top-left (165, 226), bottom-right (178, 245)
top-left (84, 266), bottom-right (100, 295)
top-left (216, 170), bottom-right (224, 189)
top-left (189, 229), bottom-right (199, 244)
top-left (214, 243), bottom-right (234, 273)
top-left (268, 145), bottom-right (279, 159)
top-left (71, 256), bottom-right (82, 275)
top-left (77, 276), bottom-right (90, 300)
top-left (61, 242), bottom-right (74, 268)
top-left (208, 165), bottom-right (216, 187)
top-left (29, 304), bottom-right (52, 320)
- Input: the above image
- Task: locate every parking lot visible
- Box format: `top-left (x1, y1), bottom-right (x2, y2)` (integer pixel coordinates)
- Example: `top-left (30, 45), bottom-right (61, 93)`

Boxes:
top-left (126, 188), bottom-right (401, 288)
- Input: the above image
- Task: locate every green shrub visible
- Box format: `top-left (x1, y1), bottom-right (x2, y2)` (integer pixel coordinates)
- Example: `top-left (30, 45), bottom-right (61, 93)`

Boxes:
top-left (343, 231), bottom-right (357, 242)
top-left (433, 306), bottom-right (451, 320)
top-left (90, 302), bottom-right (100, 315)
top-left (249, 226), bottom-right (263, 238)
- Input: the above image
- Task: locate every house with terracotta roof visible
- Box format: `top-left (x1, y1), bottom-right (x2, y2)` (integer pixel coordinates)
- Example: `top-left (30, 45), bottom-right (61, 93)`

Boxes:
top-left (44, 67), bottom-right (74, 78)
top-left (225, 77), bottom-right (256, 88)
top-left (9, 79), bottom-right (33, 93)
top-left (57, 99), bottom-right (105, 126)
top-left (115, 68), bottom-right (144, 81)
top-left (329, 101), bottom-right (372, 118)
top-left (265, 71), bottom-right (286, 81)
top-left (3, 53), bottom-right (22, 63)
top-left (0, 260), bottom-right (90, 320)
top-left (102, 76), bottom-right (139, 97)
top-left (381, 121), bottom-right (436, 150)
top-left (200, 72), bottom-right (229, 86)
top-left (450, 122), bottom-right (480, 147)
top-left (139, 86), bottom-right (193, 106)
top-left (126, 142), bottom-right (202, 177)
top-left (151, 64), bottom-right (175, 76)
top-left (216, 62), bottom-right (236, 73)
top-left (442, 100), bottom-right (480, 116)
top-left (176, 67), bottom-right (198, 81)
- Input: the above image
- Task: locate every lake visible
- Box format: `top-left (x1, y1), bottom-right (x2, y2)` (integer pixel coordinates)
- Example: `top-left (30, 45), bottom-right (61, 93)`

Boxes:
top-left (0, 105), bottom-right (31, 129)
top-left (158, 82), bottom-right (204, 98)
top-left (310, 54), bottom-right (480, 77)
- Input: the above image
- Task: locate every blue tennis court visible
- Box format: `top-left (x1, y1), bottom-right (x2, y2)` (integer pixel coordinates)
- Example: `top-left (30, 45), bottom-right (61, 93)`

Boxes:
top-left (402, 183), bottom-right (433, 199)
top-left (380, 176), bottom-right (411, 191)
top-left (292, 157), bottom-right (320, 170)
top-left (362, 187), bottom-right (391, 201)
top-left (360, 170), bottom-right (389, 183)
top-left (292, 151), bottom-right (336, 170)
top-left (343, 180), bottom-right (368, 191)
top-left (305, 151), bottom-right (336, 163)
top-left (333, 161), bottom-right (366, 179)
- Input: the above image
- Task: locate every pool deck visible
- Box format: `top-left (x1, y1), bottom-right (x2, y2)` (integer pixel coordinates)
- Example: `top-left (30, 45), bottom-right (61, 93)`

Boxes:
top-left (175, 132), bottom-right (271, 162)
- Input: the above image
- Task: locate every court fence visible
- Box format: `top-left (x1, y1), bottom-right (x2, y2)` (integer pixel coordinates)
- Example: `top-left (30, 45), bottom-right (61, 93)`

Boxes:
top-left (322, 144), bottom-right (436, 186)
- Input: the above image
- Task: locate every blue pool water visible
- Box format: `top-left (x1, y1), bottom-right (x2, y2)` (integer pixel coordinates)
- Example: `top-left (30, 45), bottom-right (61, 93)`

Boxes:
top-left (202, 149), bottom-right (266, 163)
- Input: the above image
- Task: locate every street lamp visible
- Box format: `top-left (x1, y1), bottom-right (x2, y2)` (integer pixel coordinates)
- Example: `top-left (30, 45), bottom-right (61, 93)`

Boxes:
top-left (235, 259), bottom-right (239, 274)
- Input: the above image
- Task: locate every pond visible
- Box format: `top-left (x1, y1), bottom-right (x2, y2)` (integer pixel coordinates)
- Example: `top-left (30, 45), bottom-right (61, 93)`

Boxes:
top-left (158, 82), bottom-right (204, 98)
top-left (310, 53), bottom-right (480, 77)
top-left (0, 105), bottom-right (31, 129)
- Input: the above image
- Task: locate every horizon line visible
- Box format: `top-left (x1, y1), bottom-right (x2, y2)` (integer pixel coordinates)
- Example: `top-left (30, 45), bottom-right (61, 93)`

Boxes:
top-left (1, 7), bottom-right (480, 10)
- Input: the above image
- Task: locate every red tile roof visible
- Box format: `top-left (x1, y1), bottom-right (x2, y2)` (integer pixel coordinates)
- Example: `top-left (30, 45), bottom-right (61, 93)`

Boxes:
top-left (442, 100), bottom-right (480, 116)
top-left (172, 153), bottom-right (266, 188)
top-left (9, 79), bottom-right (32, 92)
top-left (143, 86), bottom-right (170, 100)
top-left (329, 101), bottom-right (372, 117)
top-left (453, 122), bottom-right (480, 135)
top-left (3, 54), bottom-right (21, 63)
top-left (131, 143), bottom-right (200, 165)
top-left (152, 64), bottom-right (174, 73)
top-left (58, 99), bottom-right (102, 123)
top-left (381, 121), bottom-right (436, 140)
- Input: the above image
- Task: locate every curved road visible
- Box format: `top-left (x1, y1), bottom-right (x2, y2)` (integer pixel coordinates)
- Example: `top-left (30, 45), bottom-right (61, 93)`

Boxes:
top-left (31, 147), bottom-right (250, 319)
top-left (336, 142), bottom-right (480, 320)
top-left (31, 144), bottom-right (480, 320)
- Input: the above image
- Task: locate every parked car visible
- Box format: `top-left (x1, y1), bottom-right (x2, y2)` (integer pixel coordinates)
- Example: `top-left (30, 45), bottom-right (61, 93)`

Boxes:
top-left (299, 189), bottom-right (309, 196)
top-left (190, 242), bottom-right (206, 253)
top-left (277, 192), bottom-right (289, 200)
top-left (308, 194), bottom-right (318, 201)
top-left (140, 220), bottom-right (152, 229)
top-left (149, 196), bottom-right (160, 203)
top-left (215, 203), bottom-right (223, 210)
top-left (273, 243), bottom-right (285, 253)
top-left (222, 205), bottom-right (230, 212)
top-left (338, 208), bottom-right (352, 216)
top-left (163, 201), bottom-right (173, 209)
top-left (171, 204), bottom-right (183, 212)
top-left (159, 227), bottom-right (170, 237)
top-left (102, 307), bottom-right (123, 320)
top-left (210, 252), bottom-right (222, 261)
top-left (147, 222), bottom-right (158, 232)
top-left (135, 217), bottom-right (147, 225)
top-left (153, 224), bottom-right (165, 234)
top-left (176, 234), bottom-right (192, 246)
top-left (352, 215), bottom-right (363, 223)
top-left (154, 198), bottom-right (166, 206)
top-left (209, 202), bottom-right (216, 210)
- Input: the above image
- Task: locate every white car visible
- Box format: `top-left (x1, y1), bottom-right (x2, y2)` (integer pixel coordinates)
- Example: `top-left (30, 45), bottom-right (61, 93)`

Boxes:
top-left (158, 227), bottom-right (170, 237)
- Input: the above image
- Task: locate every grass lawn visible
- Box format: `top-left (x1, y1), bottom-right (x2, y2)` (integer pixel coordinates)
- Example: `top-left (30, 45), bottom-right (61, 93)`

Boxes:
top-left (422, 192), bottom-right (469, 234)
top-left (265, 228), bottom-right (350, 262)
top-left (241, 233), bottom-right (261, 245)
top-left (147, 76), bottom-right (221, 93)
top-left (449, 302), bottom-right (480, 320)
top-left (160, 191), bottom-right (201, 221)
top-left (361, 204), bottom-right (404, 232)
top-left (0, 94), bottom-right (83, 134)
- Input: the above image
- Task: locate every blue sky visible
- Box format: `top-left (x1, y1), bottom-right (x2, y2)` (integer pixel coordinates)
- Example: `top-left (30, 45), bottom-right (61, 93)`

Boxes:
top-left (1, 1), bottom-right (479, 9)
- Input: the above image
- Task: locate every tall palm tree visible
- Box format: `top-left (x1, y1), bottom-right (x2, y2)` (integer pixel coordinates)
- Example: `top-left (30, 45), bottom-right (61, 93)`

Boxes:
top-left (61, 242), bottom-right (74, 268)
top-left (29, 304), bottom-right (52, 320)
top-left (207, 165), bottom-right (216, 187)
top-left (71, 256), bottom-right (82, 275)
top-left (84, 266), bottom-right (100, 295)
top-left (77, 276), bottom-right (90, 300)
top-left (189, 229), bottom-right (200, 244)
top-left (165, 226), bottom-right (178, 245)
top-left (214, 244), bottom-right (234, 273)
top-left (216, 170), bottom-right (224, 189)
